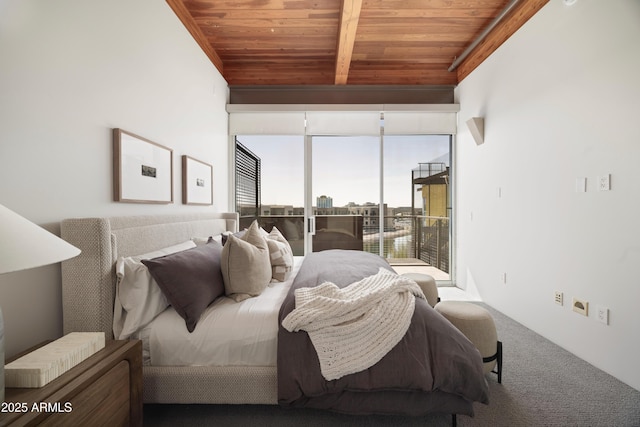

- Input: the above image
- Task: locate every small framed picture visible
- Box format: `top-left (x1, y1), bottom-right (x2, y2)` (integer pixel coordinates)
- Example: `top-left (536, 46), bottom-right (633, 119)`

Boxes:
top-left (182, 155), bottom-right (213, 205)
top-left (113, 128), bottom-right (173, 203)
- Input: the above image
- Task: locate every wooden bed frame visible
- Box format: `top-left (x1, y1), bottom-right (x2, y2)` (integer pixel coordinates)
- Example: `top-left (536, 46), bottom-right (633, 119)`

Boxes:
top-left (60, 212), bottom-right (279, 404)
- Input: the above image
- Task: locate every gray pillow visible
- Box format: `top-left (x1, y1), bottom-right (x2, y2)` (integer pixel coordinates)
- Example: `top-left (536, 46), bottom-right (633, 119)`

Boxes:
top-left (221, 220), bottom-right (271, 302)
top-left (142, 241), bottom-right (224, 332)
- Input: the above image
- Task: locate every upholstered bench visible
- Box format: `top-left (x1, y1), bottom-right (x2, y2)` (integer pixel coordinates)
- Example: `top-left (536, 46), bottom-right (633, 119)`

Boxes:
top-left (401, 272), bottom-right (439, 307)
top-left (434, 301), bottom-right (503, 383)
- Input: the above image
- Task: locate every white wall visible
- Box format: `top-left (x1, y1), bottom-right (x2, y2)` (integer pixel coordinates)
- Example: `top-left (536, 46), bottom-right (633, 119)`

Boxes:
top-left (456, 0), bottom-right (640, 390)
top-left (0, 0), bottom-right (229, 357)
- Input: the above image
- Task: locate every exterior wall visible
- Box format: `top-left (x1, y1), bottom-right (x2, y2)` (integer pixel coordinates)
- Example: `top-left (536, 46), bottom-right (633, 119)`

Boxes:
top-left (422, 184), bottom-right (448, 218)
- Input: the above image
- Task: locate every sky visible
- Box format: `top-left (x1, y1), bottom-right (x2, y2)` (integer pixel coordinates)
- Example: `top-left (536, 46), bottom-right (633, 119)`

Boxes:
top-left (237, 134), bottom-right (450, 209)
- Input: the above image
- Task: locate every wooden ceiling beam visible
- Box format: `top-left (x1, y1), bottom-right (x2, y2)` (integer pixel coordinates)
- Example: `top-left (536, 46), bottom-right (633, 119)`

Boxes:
top-left (168, 0), bottom-right (547, 86)
top-left (334, 0), bottom-right (363, 85)
top-left (166, 0), bottom-right (224, 74)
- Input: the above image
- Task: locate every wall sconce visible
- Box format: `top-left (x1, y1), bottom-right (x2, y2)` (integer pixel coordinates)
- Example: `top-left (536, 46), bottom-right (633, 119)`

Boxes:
top-left (466, 117), bottom-right (485, 145)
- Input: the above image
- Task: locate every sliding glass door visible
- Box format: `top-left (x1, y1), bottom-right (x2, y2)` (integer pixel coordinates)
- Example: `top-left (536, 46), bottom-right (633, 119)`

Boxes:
top-left (310, 135), bottom-right (380, 253)
top-left (383, 135), bottom-right (451, 280)
top-left (233, 131), bottom-right (452, 281)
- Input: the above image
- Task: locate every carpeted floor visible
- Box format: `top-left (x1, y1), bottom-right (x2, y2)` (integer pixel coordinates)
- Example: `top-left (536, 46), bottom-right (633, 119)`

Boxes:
top-left (144, 303), bottom-right (640, 427)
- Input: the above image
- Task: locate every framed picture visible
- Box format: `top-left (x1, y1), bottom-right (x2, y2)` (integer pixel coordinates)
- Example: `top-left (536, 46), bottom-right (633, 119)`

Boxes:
top-left (113, 128), bottom-right (173, 203)
top-left (182, 155), bottom-right (213, 205)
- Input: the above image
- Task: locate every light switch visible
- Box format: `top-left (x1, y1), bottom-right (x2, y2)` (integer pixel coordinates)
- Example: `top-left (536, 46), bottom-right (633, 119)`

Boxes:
top-left (598, 174), bottom-right (611, 191)
top-left (575, 177), bottom-right (586, 193)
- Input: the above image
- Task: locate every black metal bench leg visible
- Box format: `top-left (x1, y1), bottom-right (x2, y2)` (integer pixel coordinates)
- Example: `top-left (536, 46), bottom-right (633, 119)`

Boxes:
top-left (496, 340), bottom-right (503, 384)
top-left (484, 340), bottom-right (503, 384)
top-left (452, 413), bottom-right (457, 427)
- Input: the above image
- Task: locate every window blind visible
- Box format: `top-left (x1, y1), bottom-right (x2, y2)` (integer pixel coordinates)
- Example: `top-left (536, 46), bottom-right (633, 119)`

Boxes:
top-left (227, 105), bottom-right (459, 136)
top-left (305, 111), bottom-right (381, 136)
top-left (229, 112), bottom-right (306, 135)
top-left (383, 112), bottom-right (457, 135)
top-left (234, 140), bottom-right (260, 217)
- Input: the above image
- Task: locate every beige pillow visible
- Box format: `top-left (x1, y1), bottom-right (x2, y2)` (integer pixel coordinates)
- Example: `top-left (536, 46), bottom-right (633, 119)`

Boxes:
top-left (221, 220), bottom-right (271, 302)
top-left (265, 226), bottom-right (294, 282)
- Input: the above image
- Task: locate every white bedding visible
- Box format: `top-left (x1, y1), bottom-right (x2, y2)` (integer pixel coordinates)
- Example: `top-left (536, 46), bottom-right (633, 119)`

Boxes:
top-left (136, 256), bottom-right (304, 367)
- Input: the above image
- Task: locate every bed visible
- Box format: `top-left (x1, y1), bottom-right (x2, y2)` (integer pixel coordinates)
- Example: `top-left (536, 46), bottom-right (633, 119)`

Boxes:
top-left (60, 212), bottom-right (489, 421)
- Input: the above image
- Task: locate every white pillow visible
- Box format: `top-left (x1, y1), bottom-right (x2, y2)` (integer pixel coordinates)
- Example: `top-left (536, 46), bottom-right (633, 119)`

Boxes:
top-left (113, 240), bottom-right (196, 339)
top-left (192, 235), bottom-right (223, 246)
top-left (265, 227), bottom-right (294, 282)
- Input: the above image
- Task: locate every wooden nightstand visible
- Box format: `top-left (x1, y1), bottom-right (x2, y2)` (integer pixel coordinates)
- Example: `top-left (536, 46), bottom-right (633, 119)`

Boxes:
top-left (1, 340), bottom-right (142, 427)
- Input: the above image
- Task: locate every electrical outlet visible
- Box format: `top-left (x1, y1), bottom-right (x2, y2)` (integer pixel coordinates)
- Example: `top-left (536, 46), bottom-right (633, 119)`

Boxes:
top-left (598, 174), bottom-right (611, 191)
top-left (572, 298), bottom-right (589, 316)
top-left (554, 291), bottom-right (563, 306)
top-left (596, 306), bottom-right (609, 325)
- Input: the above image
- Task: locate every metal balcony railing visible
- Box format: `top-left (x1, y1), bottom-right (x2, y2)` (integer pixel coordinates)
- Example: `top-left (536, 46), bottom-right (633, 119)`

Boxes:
top-left (241, 214), bottom-right (450, 274)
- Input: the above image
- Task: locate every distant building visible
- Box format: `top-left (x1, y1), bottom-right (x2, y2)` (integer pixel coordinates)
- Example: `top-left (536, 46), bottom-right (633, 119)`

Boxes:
top-left (316, 195), bottom-right (333, 208)
top-left (412, 162), bottom-right (450, 272)
top-left (412, 162), bottom-right (449, 219)
top-left (346, 202), bottom-right (393, 233)
top-left (313, 206), bottom-right (349, 216)
top-left (260, 205), bottom-right (295, 216)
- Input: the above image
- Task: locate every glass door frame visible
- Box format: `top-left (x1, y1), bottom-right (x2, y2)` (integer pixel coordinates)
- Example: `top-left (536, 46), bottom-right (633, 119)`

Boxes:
top-left (231, 132), bottom-right (456, 286)
top-left (303, 135), bottom-right (313, 254)
top-left (304, 134), bottom-right (384, 256)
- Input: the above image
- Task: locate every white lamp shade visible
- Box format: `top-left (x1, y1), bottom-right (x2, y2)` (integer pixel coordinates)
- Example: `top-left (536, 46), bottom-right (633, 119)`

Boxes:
top-left (0, 204), bottom-right (81, 274)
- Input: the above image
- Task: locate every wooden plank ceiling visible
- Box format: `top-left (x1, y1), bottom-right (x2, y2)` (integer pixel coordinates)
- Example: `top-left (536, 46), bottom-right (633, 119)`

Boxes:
top-left (167, 0), bottom-right (548, 86)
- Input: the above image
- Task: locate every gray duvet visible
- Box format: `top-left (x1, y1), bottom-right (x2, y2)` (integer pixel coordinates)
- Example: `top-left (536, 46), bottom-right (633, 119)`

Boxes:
top-left (277, 250), bottom-right (489, 417)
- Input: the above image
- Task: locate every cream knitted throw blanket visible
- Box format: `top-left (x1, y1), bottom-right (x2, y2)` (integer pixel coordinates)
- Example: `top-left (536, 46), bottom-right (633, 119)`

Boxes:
top-left (281, 268), bottom-right (425, 381)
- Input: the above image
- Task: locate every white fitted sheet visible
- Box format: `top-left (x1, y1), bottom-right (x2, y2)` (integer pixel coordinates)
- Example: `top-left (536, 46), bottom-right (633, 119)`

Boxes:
top-left (141, 256), bottom-right (304, 367)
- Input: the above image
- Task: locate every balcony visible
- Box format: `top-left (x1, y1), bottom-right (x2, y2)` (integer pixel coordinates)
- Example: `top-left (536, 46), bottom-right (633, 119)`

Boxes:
top-left (242, 214), bottom-right (450, 279)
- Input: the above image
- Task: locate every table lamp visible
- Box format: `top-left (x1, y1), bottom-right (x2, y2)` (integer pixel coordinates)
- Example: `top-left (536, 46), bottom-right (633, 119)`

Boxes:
top-left (0, 204), bottom-right (81, 401)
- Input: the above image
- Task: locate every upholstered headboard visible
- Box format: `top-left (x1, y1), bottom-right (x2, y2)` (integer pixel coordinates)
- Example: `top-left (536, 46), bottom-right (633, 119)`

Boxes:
top-left (60, 212), bottom-right (239, 339)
